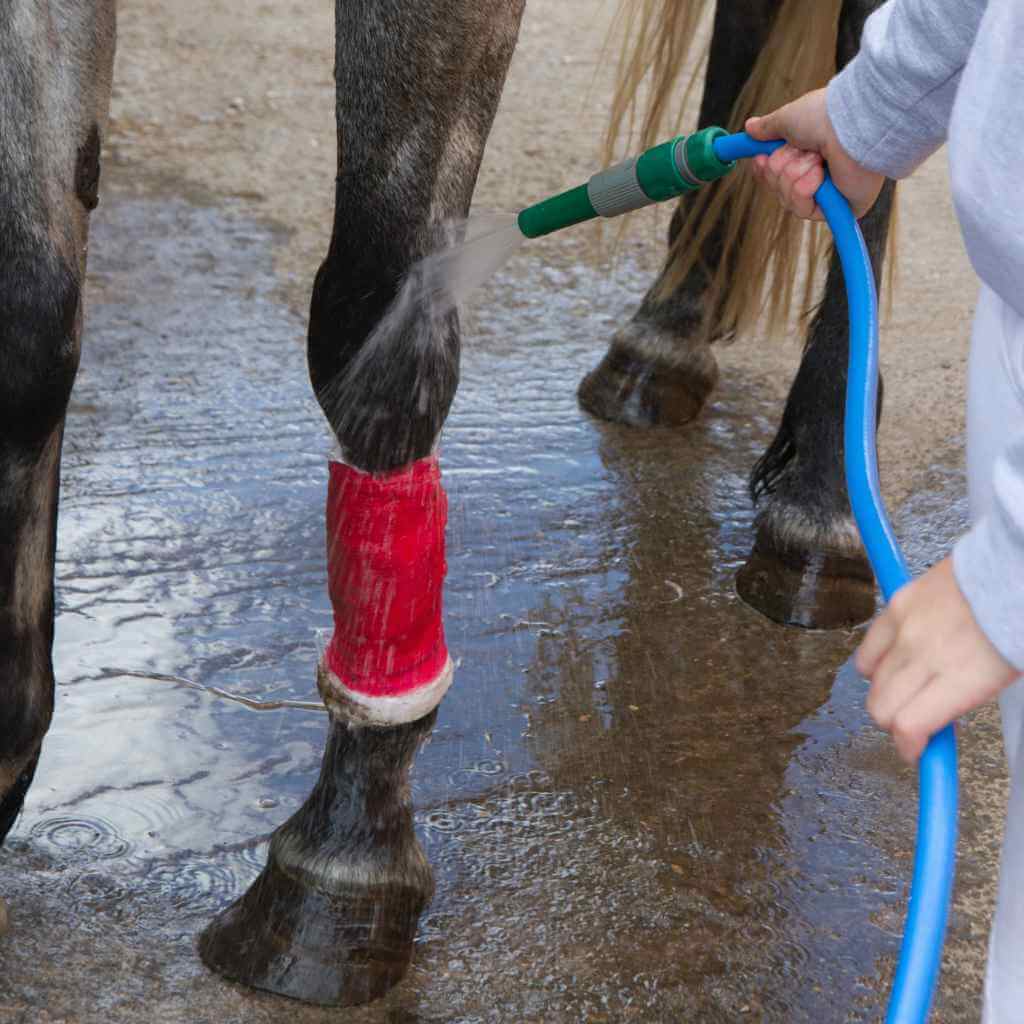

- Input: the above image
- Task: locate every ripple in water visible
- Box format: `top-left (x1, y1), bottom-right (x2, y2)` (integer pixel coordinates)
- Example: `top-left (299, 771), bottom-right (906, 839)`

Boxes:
top-left (65, 870), bottom-right (131, 915)
top-left (30, 816), bottom-right (132, 861)
top-left (142, 851), bottom-right (260, 916)
top-left (236, 839), bottom-right (270, 876)
top-left (145, 860), bottom-right (236, 906)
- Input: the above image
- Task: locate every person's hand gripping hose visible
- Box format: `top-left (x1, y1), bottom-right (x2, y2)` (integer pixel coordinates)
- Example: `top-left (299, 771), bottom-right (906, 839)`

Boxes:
top-left (745, 88), bottom-right (886, 220)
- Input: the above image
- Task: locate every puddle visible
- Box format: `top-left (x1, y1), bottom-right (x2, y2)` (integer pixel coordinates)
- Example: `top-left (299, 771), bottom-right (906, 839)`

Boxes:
top-left (0, 174), bottom-right (975, 1022)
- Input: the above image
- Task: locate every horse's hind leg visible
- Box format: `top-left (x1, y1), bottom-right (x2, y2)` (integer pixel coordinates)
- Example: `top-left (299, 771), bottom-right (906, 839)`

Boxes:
top-left (0, 4), bottom-right (116, 844)
top-left (736, 0), bottom-right (889, 628)
top-left (198, 0), bottom-right (526, 1006)
top-left (578, 0), bottom-right (783, 427)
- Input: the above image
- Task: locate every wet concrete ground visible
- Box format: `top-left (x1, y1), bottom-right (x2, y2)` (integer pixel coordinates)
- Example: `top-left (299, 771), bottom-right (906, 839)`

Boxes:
top-left (0, 0), bottom-right (1007, 1020)
top-left (0, 163), bottom-right (996, 1022)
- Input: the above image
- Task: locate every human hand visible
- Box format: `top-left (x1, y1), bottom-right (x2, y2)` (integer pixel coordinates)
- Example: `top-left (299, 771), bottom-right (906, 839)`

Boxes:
top-left (856, 557), bottom-right (1021, 763)
top-left (745, 87), bottom-right (886, 220)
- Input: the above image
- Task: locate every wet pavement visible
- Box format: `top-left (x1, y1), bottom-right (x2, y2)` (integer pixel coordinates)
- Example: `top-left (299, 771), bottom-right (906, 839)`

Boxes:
top-left (0, 163), bottom-right (989, 1023)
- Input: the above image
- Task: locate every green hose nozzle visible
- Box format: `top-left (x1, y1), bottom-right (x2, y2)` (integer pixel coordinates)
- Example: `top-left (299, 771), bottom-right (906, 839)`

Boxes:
top-left (517, 126), bottom-right (735, 240)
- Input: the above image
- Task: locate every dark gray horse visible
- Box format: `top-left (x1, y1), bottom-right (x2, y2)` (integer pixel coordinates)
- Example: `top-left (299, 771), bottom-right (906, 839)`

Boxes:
top-left (0, 0), bottom-right (888, 1007)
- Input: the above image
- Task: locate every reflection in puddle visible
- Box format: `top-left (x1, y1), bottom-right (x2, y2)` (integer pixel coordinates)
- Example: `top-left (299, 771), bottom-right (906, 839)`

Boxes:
top-left (0, 181), bottom-right (971, 1021)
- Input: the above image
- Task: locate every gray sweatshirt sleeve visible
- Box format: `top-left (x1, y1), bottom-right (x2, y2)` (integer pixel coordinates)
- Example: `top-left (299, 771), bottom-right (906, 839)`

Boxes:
top-left (954, 438), bottom-right (1024, 672)
top-left (826, 0), bottom-right (987, 178)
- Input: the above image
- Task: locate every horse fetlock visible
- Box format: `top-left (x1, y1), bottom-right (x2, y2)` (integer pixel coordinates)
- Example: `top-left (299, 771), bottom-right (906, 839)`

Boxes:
top-left (751, 495), bottom-right (863, 558)
top-left (578, 319), bottom-right (718, 428)
top-left (199, 712), bottom-right (437, 1006)
top-left (318, 658), bottom-right (454, 728)
top-left (0, 249), bottom-right (81, 441)
top-left (737, 497), bottom-right (876, 630)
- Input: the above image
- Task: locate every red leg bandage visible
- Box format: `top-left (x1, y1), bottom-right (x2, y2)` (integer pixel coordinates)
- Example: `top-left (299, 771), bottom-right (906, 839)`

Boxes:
top-left (319, 454), bottom-right (452, 725)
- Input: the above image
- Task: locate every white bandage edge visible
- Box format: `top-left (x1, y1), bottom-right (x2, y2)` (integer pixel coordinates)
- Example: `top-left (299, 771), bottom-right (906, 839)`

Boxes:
top-left (317, 656), bottom-right (454, 726)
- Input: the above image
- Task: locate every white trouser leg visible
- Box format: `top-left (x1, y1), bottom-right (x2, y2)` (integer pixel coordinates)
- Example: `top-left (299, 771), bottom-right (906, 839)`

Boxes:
top-left (971, 285), bottom-right (1024, 1023)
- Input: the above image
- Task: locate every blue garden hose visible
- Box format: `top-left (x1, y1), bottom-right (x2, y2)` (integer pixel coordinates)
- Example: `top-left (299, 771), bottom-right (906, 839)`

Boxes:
top-left (715, 131), bottom-right (958, 1024)
top-left (517, 128), bottom-right (958, 1021)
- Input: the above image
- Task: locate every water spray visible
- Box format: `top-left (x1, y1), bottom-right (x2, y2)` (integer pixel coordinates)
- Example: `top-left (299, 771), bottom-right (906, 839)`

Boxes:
top-left (479, 128), bottom-right (955, 1023)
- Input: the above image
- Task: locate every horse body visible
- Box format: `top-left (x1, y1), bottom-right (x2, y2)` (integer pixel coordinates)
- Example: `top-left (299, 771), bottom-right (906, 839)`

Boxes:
top-left (0, 0), bottom-right (889, 1006)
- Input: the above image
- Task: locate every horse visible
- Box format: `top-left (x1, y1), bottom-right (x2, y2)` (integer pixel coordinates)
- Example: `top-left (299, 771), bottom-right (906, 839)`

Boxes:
top-left (0, 0), bottom-right (891, 1008)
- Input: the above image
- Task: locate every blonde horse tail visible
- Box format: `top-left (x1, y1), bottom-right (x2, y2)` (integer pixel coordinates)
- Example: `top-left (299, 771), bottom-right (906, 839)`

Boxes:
top-left (602, 0), bottom-right (714, 165)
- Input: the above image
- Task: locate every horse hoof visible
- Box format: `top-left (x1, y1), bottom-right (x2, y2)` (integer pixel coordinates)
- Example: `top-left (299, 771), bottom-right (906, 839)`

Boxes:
top-left (578, 324), bottom-right (718, 428)
top-left (736, 525), bottom-right (876, 629)
top-left (199, 712), bottom-right (436, 1007)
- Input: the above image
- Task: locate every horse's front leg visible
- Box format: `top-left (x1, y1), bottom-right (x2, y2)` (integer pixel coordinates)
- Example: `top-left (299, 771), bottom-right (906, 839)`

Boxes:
top-left (0, 5), bottom-right (115, 842)
top-left (199, 0), bottom-right (526, 1006)
top-left (737, 0), bottom-right (890, 628)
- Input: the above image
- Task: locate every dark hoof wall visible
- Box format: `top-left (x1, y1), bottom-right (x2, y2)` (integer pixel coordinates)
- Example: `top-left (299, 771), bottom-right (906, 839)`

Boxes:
top-left (199, 852), bottom-right (430, 1006)
top-left (578, 343), bottom-right (717, 428)
top-left (199, 713), bottom-right (438, 1007)
top-left (736, 532), bottom-right (876, 630)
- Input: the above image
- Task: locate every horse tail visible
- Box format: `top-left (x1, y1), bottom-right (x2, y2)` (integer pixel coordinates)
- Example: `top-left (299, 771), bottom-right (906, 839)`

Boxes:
top-left (601, 0), bottom-right (714, 164)
top-left (607, 0), bottom-right (893, 343)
